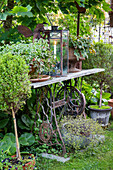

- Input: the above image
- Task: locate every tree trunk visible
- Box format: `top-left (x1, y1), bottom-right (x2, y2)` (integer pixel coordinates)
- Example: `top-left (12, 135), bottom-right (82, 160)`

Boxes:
top-left (3, 0), bottom-right (14, 30)
top-left (12, 107), bottom-right (21, 160)
top-left (99, 82), bottom-right (103, 108)
top-left (3, 0), bottom-right (14, 43)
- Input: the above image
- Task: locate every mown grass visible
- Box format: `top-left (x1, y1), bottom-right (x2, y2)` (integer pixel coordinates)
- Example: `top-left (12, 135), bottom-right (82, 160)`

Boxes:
top-left (35, 120), bottom-right (113, 170)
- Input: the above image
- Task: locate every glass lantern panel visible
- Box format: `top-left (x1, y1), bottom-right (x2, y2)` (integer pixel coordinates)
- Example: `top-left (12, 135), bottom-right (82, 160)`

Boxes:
top-left (62, 30), bottom-right (68, 39)
top-left (62, 31), bottom-right (69, 75)
top-left (50, 39), bottom-right (61, 75)
top-left (63, 39), bottom-right (68, 75)
top-left (50, 32), bottom-right (61, 39)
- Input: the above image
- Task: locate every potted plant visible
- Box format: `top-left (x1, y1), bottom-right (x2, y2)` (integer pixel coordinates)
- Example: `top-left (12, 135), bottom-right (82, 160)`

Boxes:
top-left (82, 42), bottom-right (113, 127)
top-left (0, 52), bottom-right (36, 169)
top-left (2, 152), bottom-right (35, 169)
top-left (69, 35), bottom-right (95, 72)
top-left (108, 99), bottom-right (113, 119)
top-left (0, 38), bottom-right (56, 82)
top-left (59, 116), bottom-right (104, 150)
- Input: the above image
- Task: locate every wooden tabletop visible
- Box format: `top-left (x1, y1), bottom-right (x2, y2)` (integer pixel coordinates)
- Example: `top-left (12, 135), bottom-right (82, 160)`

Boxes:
top-left (30, 68), bottom-right (105, 89)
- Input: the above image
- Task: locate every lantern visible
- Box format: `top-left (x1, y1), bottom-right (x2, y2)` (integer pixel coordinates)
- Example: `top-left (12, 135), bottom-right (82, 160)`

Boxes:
top-left (44, 26), bottom-right (69, 76)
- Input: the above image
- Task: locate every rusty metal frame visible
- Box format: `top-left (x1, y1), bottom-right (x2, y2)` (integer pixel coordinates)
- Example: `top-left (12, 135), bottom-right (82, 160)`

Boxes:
top-left (33, 79), bottom-right (86, 155)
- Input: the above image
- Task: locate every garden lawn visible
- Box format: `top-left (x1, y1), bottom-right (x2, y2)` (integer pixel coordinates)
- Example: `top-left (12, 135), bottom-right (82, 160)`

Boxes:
top-left (35, 120), bottom-right (113, 170)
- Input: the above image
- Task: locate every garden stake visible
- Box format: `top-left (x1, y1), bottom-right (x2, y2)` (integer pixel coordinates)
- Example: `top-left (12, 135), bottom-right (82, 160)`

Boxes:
top-left (12, 106), bottom-right (21, 160)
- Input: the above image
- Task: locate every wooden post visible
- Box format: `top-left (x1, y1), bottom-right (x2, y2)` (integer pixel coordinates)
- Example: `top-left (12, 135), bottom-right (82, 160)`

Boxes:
top-left (77, 12), bottom-right (80, 37)
top-left (12, 106), bottom-right (21, 160)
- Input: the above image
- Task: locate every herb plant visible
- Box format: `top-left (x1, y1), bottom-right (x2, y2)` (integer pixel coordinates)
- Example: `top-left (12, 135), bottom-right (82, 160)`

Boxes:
top-left (60, 116), bottom-right (104, 150)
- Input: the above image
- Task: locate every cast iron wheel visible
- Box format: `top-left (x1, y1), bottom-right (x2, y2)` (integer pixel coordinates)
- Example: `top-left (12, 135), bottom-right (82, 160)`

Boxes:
top-left (55, 85), bottom-right (85, 120)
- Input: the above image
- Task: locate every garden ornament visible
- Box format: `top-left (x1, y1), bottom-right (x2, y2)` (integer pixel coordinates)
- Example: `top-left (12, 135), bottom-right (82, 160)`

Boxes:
top-left (17, 23), bottom-right (45, 43)
top-left (74, 1), bottom-right (86, 13)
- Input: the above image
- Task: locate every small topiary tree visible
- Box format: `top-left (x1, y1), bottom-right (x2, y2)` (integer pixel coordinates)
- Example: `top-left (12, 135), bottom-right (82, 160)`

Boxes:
top-left (83, 42), bottom-right (113, 107)
top-left (0, 53), bottom-right (31, 160)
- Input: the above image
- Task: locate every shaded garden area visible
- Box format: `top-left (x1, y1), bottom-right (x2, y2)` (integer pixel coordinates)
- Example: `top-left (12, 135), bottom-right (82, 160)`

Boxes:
top-left (0, 0), bottom-right (113, 169)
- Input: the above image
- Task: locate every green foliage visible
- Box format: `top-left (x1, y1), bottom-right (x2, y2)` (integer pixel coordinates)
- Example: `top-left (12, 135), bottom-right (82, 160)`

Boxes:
top-left (9, 5), bottom-right (33, 17)
top-left (33, 120), bottom-right (113, 170)
top-left (18, 114), bottom-right (34, 131)
top-left (89, 105), bottom-right (111, 109)
top-left (0, 0), bottom-right (110, 44)
top-left (80, 80), bottom-right (111, 106)
top-left (0, 133), bottom-right (16, 155)
top-left (0, 5), bottom-right (33, 20)
top-left (59, 115), bottom-right (104, 150)
top-left (0, 52), bottom-right (31, 114)
top-left (0, 39), bottom-right (55, 75)
top-left (1, 153), bottom-right (35, 169)
top-left (83, 42), bottom-right (113, 107)
top-left (0, 132), bottom-right (35, 156)
top-left (59, 13), bottom-right (93, 37)
top-left (83, 42), bottom-right (113, 87)
top-left (69, 35), bottom-right (95, 60)
top-left (95, 91), bottom-right (111, 105)
top-left (19, 133), bottom-right (35, 146)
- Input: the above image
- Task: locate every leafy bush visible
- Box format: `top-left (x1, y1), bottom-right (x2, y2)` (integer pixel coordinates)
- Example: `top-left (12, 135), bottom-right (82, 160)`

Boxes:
top-left (59, 116), bottom-right (104, 150)
top-left (0, 52), bottom-right (31, 113)
top-left (0, 132), bottom-right (35, 156)
top-left (83, 42), bottom-right (113, 107)
top-left (0, 52), bottom-right (31, 159)
top-left (0, 39), bottom-right (55, 75)
top-left (83, 42), bottom-right (113, 89)
top-left (80, 80), bottom-right (111, 106)
top-left (69, 35), bottom-right (95, 60)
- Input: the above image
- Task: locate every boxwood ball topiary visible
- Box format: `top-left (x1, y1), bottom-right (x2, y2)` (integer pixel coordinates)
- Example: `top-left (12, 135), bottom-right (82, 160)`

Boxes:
top-left (0, 52), bottom-right (31, 114)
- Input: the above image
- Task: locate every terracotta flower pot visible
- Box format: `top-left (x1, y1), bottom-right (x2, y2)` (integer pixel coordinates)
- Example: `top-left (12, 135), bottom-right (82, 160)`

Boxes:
top-left (12, 154), bottom-right (35, 170)
top-left (108, 99), bottom-right (113, 119)
top-left (4, 154), bottom-right (35, 170)
top-left (69, 47), bottom-right (85, 73)
top-left (30, 75), bottom-right (50, 83)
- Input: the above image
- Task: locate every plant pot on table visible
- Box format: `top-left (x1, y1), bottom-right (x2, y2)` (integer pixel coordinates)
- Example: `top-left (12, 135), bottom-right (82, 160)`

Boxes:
top-left (69, 47), bottom-right (85, 73)
top-left (30, 74), bottom-right (50, 83)
top-left (29, 64), bottom-right (50, 83)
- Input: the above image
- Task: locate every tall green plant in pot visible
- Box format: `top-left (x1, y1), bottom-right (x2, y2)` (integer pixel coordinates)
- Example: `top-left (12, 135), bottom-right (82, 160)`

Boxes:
top-left (83, 42), bottom-right (113, 126)
top-left (69, 35), bottom-right (95, 72)
top-left (0, 53), bottom-right (31, 161)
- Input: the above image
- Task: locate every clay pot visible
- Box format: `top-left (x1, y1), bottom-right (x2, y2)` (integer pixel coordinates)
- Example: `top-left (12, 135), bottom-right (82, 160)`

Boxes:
top-left (69, 47), bottom-right (85, 72)
top-left (4, 154), bottom-right (35, 170)
top-left (30, 75), bottom-right (50, 83)
top-left (108, 99), bottom-right (113, 119)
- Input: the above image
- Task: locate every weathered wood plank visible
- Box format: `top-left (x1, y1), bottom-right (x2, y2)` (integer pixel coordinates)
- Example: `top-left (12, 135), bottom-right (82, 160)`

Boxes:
top-left (30, 68), bottom-right (105, 89)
